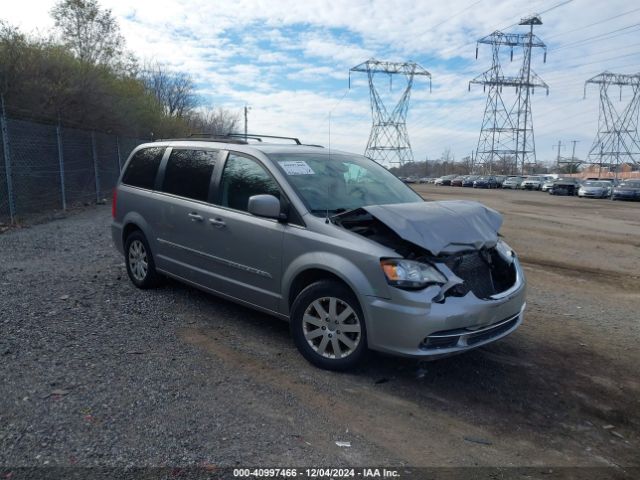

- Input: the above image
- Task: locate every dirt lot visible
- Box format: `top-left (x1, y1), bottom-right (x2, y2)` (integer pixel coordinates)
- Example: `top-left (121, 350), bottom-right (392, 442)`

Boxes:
top-left (1, 186), bottom-right (639, 475)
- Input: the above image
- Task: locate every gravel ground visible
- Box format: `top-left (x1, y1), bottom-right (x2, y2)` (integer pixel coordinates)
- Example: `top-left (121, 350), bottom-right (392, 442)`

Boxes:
top-left (1, 193), bottom-right (639, 476)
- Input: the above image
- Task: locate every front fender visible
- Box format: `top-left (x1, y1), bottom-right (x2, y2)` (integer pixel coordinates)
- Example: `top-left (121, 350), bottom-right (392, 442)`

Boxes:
top-left (281, 251), bottom-right (389, 317)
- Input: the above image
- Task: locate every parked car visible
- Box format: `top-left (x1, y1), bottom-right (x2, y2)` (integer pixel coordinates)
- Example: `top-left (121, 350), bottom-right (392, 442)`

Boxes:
top-left (404, 176), bottom-right (418, 184)
top-left (578, 180), bottom-right (612, 198)
top-left (112, 135), bottom-right (526, 370)
top-left (520, 176), bottom-right (545, 190)
top-left (541, 178), bottom-right (555, 192)
top-left (434, 174), bottom-right (456, 186)
top-left (612, 180), bottom-right (640, 200)
top-left (418, 177), bottom-right (432, 184)
top-left (494, 175), bottom-right (507, 187)
top-left (502, 176), bottom-right (524, 189)
top-left (462, 175), bottom-right (479, 187)
top-left (474, 175), bottom-right (499, 189)
top-left (451, 176), bottom-right (466, 187)
top-left (549, 178), bottom-right (580, 196)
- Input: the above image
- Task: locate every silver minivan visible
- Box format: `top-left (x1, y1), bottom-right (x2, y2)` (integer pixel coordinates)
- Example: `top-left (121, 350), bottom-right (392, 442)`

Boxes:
top-left (112, 136), bottom-right (526, 370)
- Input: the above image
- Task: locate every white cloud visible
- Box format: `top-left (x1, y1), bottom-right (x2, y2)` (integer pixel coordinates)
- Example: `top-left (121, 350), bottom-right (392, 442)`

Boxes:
top-left (2, 0), bottom-right (640, 164)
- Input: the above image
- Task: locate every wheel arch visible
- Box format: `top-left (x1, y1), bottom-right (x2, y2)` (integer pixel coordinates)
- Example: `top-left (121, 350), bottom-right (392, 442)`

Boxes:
top-left (287, 268), bottom-right (352, 312)
top-left (121, 212), bottom-right (153, 246)
top-left (283, 255), bottom-right (379, 319)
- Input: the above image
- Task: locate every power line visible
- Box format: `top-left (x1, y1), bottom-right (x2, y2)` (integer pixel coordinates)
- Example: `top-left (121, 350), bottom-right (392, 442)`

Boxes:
top-left (545, 7), bottom-right (640, 39)
top-left (555, 41), bottom-right (640, 65)
top-left (551, 23), bottom-right (640, 51)
top-left (430, 0), bottom-right (484, 30)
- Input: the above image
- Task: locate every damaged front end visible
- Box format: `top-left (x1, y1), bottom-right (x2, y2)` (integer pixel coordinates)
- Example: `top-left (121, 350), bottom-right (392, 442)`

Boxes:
top-left (333, 201), bottom-right (519, 303)
top-left (333, 200), bottom-right (525, 358)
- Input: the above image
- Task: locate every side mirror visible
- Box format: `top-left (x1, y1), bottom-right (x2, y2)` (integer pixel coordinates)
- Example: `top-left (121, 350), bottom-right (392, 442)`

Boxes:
top-left (248, 194), bottom-right (282, 219)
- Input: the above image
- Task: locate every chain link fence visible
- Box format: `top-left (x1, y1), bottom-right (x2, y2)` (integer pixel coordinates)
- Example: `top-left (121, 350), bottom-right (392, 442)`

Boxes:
top-left (0, 115), bottom-right (147, 224)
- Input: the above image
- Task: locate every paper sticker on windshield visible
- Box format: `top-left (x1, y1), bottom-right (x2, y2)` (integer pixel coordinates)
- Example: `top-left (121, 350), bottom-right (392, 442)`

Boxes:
top-left (279, 160), bottom-right (315, 175)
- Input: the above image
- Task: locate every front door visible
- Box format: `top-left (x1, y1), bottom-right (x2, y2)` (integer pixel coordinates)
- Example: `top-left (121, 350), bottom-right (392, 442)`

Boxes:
top-left (202, 153), bottom-right (285, 312)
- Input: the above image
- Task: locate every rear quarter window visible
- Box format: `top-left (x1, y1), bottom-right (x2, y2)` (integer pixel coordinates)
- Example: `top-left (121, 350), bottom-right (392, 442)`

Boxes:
top-left (121, 147), bottom-right (165, 189)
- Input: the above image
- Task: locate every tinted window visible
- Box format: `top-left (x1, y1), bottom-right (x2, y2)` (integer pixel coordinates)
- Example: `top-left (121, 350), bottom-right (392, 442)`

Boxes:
top-left (219, 154), bottom-right (280, 212)
top-left (122, 147), bottom-right (164, 189)
top-left (162, 149), bottom-right (218, 202)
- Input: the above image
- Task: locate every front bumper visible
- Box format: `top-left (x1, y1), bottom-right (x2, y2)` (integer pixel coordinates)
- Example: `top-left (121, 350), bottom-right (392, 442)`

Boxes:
top-left (362, 257), bottom-right (526, 358)
top-left (612, 192), bottom-right (638, 200)
top-left (579, 190), bottom-right (608, 197)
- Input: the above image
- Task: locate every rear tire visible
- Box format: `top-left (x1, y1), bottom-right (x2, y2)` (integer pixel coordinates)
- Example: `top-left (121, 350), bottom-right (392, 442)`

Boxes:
top-left (124, 231), bottom-right (162, 289)
top-left (291, 280), bottom-right (368, 371)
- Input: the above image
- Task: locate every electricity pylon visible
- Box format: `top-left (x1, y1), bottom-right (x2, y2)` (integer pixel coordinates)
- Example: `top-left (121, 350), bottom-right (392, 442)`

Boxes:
top-left (584, 72), bottom-right (640, 173)
top-left (470, 15), bottom-right (548, 174)
top-left (350, 58), bottom-right (431, 166)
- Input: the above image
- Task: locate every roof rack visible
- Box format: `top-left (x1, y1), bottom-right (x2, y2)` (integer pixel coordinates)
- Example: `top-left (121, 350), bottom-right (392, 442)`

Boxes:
top-left (153, 132), bottom-right (317, 147)
top-left (226, 133), bottom-right (302, 145)
top-left (154, 133), bottom-right (248, 144)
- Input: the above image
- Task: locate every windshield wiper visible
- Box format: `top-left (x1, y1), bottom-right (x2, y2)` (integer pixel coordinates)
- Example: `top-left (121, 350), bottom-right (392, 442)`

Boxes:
top-left (310, 208), bottom-right (349, 215)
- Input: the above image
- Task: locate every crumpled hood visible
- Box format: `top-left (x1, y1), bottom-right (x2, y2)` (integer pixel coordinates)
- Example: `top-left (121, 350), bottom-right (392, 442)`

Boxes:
top-left (362, 200), bottom-right (503, 255)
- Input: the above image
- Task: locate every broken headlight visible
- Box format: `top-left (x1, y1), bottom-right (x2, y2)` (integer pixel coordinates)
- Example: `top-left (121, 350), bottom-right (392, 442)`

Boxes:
top-left (380, 259), bottom-right (447, 289)
top-left (495, 238), bottom-right (514, 264)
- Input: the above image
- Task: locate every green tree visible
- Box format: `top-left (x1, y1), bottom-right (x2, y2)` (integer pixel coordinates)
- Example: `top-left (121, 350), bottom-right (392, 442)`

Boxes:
top-left (51, 0), bottom-right (124, 66)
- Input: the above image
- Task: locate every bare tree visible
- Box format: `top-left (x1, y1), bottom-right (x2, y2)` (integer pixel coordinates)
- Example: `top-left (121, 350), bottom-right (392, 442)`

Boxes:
top-left (459, 155), bottom-right (473, 174)
top-left (187, 108), bottom-right (240, 135)
top-left (142, 62), bottom-right (198, 118)
top-left (441, 148), bottom-right (454, 163)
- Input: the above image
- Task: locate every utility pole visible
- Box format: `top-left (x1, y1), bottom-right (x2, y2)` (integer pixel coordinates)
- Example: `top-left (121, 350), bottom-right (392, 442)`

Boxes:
top-left (243, 105), bottom-right (250, 141)
top-left (570, 140), bottom-right (579, 175)
top-left (553, 140), bottom-right (564, 166)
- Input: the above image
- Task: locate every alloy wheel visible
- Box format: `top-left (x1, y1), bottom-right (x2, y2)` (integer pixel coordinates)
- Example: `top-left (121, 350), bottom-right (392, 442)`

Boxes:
top-left (128, 239), bottom-right (148, 281)
top-left (302, 296), bottom-right (362, 359)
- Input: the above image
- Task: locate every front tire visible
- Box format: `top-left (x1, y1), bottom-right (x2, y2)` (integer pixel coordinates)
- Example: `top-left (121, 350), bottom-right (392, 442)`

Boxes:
top-left (124, 231), bottom-right (162, 289)
top-left (291, 280), bottom-right (367, 371)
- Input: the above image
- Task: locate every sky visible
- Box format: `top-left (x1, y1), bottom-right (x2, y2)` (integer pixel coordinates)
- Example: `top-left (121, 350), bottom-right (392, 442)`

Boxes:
top-left (3, 0), bottom-right (640, 166)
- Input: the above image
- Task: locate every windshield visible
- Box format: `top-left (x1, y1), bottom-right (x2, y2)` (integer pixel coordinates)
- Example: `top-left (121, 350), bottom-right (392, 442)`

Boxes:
top-left (584, 181), bottom-right (607, 187)
top-left (268, 152), bottom-right (423, 215)
top-left (621, 181), bottom-right (640, 188)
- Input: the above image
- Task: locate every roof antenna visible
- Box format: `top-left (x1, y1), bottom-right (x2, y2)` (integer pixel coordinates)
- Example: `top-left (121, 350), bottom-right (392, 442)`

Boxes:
top-left (326, 86), bottom-right (351, 224)
top-left (327, 110), bottom-right (332, 224)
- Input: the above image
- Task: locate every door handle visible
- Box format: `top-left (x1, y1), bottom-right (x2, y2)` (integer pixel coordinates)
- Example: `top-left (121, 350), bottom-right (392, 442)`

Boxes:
top-left (188, 212), bottom-right (203, 222)
top-left (209, 217), bottom-right (226, 228)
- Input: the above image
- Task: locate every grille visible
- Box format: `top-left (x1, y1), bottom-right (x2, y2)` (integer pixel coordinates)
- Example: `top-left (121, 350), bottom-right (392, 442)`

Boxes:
top-left (420, 313), bottom-right (520, 351)
top-left (466, 316), bottom-right (519, 345)
top-left (444, 249), bottom-right (515, 299)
